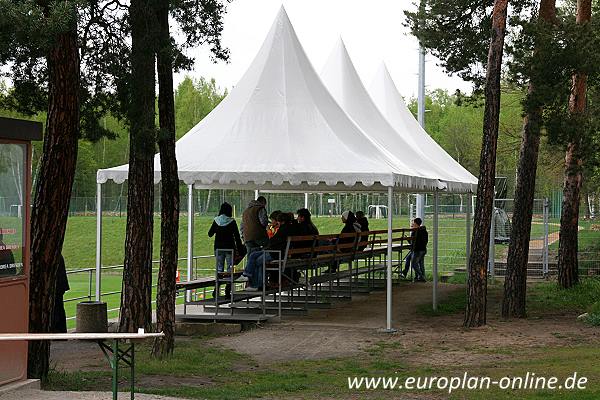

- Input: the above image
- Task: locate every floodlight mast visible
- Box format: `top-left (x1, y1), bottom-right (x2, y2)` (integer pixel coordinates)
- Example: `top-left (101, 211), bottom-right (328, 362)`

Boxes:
top-left (416, 0), bottom-right (427, 221)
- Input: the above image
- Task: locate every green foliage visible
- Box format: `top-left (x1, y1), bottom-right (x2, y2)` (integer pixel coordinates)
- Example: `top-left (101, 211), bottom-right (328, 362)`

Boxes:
top-left (0, 0), bottom-right (231, 141)
top-left (407, 88), bottom-right (563, 196)
top-left (586, 301), bottom-right (600, 326)
top-left (527, 277), bottom-right (600, 315)
top-left (174, 76), bottom-right (227, 137)
top-left (0, 74), bottom-right (226, 198)
top-left (405, 0), bottom-right (536, 90)
top-left (407, 1), bottom-right (600, 194)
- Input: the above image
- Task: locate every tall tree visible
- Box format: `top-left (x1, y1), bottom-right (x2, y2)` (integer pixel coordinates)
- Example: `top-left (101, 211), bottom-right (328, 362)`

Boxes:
top-left (502, 0), bottom-right (557, 318)
top-left (118, 0), bottom-right (157, 332)
top-left (0, 1), bottom-right (126, 379)
top-left (152, 0), bottom-right (180, 357)
top-left (464, 0), bottom-right (510, 327)
top-left (557, 0), bottom-right (592, 289)
top-left (150, 0), bottom-right (229, 355)
top-left (27, 1), bottom-right (80, 379)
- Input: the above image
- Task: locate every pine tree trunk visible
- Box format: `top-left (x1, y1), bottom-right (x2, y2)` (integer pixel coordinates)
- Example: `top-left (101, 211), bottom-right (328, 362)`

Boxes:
top-left (464, 0), bottom-right (509, 328)
top-left (28, 24), bottom-right (80, 379)
top-left (502, 0), bottom-right (556, 319)
top-left (557, 0), bottom-right (591, 289)
top-left (152, 0), bottom-right (180, 358)
top-left (119, 0), bottom-right (156, 333)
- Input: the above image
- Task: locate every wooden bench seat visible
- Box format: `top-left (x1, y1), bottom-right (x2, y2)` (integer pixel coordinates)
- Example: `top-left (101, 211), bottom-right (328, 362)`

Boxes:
top-left (176, 271), bottom-right (242, 291)
top-left (179, 227), bottom-right (415, 319)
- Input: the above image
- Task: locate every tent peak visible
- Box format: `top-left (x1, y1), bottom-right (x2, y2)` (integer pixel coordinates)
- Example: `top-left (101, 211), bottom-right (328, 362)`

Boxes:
top-left (276, 4), bottom-right (291, 23)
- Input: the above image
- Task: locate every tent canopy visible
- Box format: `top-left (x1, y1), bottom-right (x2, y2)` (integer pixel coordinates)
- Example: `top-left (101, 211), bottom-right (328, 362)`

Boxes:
top-left (368, 63), bottom-right (478, 189)
top-left (321, 39), bottom-right (476, 193)
top-left (97, 7), bottom-right (473, 193)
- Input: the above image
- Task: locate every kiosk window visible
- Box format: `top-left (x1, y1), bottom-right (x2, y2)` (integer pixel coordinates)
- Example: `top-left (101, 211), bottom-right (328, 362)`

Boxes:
top-left (0, 143), bottom-right (25, 277)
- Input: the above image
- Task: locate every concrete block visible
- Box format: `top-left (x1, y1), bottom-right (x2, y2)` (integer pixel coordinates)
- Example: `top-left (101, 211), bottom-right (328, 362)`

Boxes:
top-left (176, 322), bottom-right (242, 336)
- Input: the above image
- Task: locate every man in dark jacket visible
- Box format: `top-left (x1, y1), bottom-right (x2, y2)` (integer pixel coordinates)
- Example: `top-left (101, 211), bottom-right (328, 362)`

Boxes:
top-left (208, 202), bottom-right (244, 297)
top-left (51, 255), bottom-right (70, 333)
top-left (410, 218), bottom-right (428, 282)
top-left (241, 196), bottom-right (269, 255)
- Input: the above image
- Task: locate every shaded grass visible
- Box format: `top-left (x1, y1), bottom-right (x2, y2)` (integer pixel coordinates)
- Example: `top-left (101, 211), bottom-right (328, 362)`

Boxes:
top-left (416, 285), bottom-right (467, 316)
top-left (527, 277), bottom-right (600, 316)
top-left (414, 278), bottom-right (600, 319)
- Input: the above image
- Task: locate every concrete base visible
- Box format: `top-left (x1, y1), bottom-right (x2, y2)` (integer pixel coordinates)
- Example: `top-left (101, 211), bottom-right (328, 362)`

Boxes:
top-left (175, 322), bottom-right (242, 336)
top-left (0, 379), bottom-right (41, 393)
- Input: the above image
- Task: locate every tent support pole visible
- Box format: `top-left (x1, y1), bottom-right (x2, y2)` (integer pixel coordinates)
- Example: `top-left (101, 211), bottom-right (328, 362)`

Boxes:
top-left (254, 189), bottom-right (259, 200)
top-left (466, 193), bottom-right (472, 273)
top-left (95, 183), bottom-right (103, 301)
top-left (433, 189), bottom-right (439, 311)
top-left (304, 193), bottom-right (308, 209)
top-left (187, 184), bottom-right (194, 302)
top-left (383, 186), bottom-right (396, 332)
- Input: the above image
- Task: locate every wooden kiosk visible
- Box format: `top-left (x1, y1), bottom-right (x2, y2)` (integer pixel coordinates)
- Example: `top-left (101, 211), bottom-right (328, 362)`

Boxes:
top-left (0, 117), bottom-right (42, 386)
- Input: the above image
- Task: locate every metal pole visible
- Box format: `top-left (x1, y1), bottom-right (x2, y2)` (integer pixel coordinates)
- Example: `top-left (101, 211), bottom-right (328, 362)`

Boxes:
top-left (488, 198), bottom-right (495, 278)
top-left (433, 190), bottom-right (439, 311)
top-left (416, 194), bottom-right (425, 221)
top-left (95, 183), bottom-right (102, 301)
top-left (255, 189), bottom-right (259, 200)
top-left (187, 185), bottom-right (194, 302)
top-left (418, 38), bottom-right (426, 128)
top-left (466, 194), bottom-right (472, 273)
top-left (304, 193), bottom-right (309, 210)
top-left (543, 198), bottom-right (549, 276)
top-left (415, 18), bottom-right (427, 224)
top-left (385, 186), bottom-right (395, 332)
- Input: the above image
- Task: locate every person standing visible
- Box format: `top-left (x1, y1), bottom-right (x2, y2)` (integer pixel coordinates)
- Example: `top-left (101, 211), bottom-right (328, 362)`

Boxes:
top-left (241, 196), bottom-right (269, 255)
top-left (51, 255), bottom-right (69, 333)
top-left (410, 218), bottom-right (428, 282)
top-left (208, 202), bottom-right (244, 298)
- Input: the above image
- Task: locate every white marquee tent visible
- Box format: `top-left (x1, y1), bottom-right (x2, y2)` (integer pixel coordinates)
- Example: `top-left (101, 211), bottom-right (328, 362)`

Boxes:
top-left (95, 6), bottom-right (476, 331)
top-left (368, 62), bottom-right (477, 187)
top-left (321, 39), bottom-right (477, 192)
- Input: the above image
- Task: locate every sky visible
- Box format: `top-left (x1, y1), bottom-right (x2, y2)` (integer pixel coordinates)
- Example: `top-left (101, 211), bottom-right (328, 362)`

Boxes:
top-left (174, 0), bottom-right (474, 100)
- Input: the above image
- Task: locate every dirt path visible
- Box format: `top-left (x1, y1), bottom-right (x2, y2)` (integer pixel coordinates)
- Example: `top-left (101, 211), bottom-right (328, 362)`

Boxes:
top-left (50, 283), bottom-right (600, 369)
top-left (209, 283), bottom-right (600, 367)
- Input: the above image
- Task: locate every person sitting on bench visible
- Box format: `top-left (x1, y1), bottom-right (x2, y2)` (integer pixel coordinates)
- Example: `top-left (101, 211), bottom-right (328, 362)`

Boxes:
top-left (355, 210), bottom-right (369, 251)
top-left (325, 211), bottom-right (361, 273)
top-left (237, 212), bottom-right (294, 290)
top-left (267, 210), bottom-right (282, 238)
top-left (296, 208), bottom-right (319, 235)
top-left (208, 202), bottom-right (244, 297)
